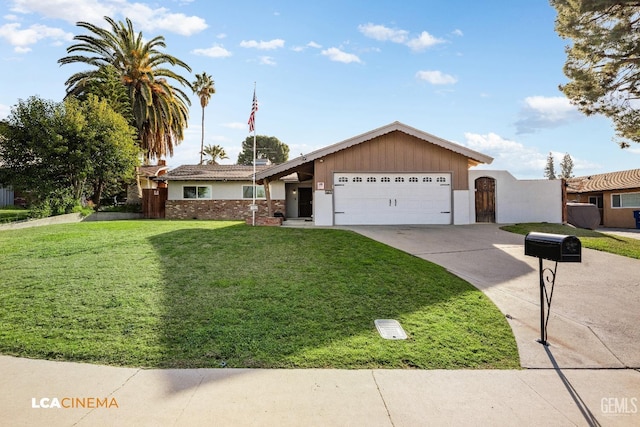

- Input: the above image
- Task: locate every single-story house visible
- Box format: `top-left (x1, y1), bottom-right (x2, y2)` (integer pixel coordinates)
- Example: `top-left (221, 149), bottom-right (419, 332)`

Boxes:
top-left (566, 168), bottom-right (640, 228)
top-left (162, 164), bottom-right (286, 220)
top-left (253, 121), bottom-right (563, 226)
top-left (161, 122), bottom-right (564, 225)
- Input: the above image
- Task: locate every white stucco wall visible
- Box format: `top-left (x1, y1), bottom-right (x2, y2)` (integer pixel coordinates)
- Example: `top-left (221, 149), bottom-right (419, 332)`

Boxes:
top-left (314, 190), bottom-right (334, 226)
top-left (469, 170), bottom-right (562, 224)
top-left (168, 180), bottom-right (285, 200)
top-left (453, 190), bottom-right (470, 225)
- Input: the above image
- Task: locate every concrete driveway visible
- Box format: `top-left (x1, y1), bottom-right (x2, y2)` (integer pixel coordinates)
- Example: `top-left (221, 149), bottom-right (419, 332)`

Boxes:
top-left (347, 224), bottom-right (640, 369)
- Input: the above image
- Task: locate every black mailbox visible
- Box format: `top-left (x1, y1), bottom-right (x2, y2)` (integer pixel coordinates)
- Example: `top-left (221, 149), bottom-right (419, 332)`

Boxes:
top-left (524, 232), bottom-right (581, 263)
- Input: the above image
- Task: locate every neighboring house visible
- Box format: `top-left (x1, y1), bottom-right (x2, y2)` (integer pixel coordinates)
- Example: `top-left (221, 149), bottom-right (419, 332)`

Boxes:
top-left (567, 168), bottom-right (640, 228)
top-left (162, 164), bottom-right (286, 220)
top-left (255, 121), bottom-right (564, 226)
top-left (126, 161), bottom-right (170, 205)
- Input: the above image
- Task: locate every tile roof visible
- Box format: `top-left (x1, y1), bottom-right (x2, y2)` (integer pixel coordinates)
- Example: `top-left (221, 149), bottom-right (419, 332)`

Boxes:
top-left (161, 164), bottom-right (270, 181)
top-left (138, 165), bottom-right (169, 177)
top-left (566, 168), bottom-right (640, 193)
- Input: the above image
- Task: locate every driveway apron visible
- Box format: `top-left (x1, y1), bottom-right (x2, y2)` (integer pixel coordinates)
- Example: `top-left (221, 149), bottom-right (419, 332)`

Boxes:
top-left (346, 224), bottom-right (640, 369)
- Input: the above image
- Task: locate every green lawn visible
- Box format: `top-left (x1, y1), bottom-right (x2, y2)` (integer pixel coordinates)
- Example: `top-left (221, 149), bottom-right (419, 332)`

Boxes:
top-left (0, 221), bottom-right (519, 369)
top-left (501, 223), bottom-right (640, 259)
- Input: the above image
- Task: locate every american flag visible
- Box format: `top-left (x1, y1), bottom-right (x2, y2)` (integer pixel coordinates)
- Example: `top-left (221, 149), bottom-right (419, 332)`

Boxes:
top-left (248, 89), bottom-right (258, 132)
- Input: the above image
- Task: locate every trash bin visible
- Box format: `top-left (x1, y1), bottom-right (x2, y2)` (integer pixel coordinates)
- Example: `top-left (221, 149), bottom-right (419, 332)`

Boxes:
top-left (634, 210), bottom-right (640, 229)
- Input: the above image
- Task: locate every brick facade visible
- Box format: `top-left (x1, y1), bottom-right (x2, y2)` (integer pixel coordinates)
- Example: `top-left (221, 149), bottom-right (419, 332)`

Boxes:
top-left (165, 199), bottom-right (286, 220)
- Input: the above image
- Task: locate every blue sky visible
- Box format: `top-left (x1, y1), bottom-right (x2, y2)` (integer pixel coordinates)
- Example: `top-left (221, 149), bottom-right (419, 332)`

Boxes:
top-left (1, 0), bottom-right (638, 179)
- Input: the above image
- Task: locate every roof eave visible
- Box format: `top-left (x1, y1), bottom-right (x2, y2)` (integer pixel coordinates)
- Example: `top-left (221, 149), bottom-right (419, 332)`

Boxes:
top-left (256, 121), bottom-right (493, 180)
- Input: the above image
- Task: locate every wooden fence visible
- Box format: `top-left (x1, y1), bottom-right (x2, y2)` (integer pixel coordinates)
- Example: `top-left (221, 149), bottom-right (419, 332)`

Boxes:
top-left (0, 185), bottom-right (14, 207)
top-left (142, 188), bottom-right (167, 219)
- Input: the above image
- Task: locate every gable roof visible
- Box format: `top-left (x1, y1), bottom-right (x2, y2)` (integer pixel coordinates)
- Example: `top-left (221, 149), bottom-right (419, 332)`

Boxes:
top-left (256, 121), bottom-right (493, 181)
top-left (162, 164), bottom-right (270, 181)
top-left (566, 168), bottom-right (640, 193)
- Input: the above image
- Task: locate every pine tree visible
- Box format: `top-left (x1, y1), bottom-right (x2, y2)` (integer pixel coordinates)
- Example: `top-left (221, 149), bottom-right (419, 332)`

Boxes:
top-left (559, 153), bottom-right (574, 179)
top-left (544, 152), bottom-right (556, 180)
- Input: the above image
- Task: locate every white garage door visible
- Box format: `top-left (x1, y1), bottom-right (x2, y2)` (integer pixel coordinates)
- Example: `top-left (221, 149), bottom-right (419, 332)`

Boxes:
top-left (333, 172), bottom-right (452, 225)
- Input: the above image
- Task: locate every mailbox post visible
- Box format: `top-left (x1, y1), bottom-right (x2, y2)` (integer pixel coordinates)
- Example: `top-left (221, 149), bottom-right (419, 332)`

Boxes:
top-left (524, 232), bottom-right (581, 345)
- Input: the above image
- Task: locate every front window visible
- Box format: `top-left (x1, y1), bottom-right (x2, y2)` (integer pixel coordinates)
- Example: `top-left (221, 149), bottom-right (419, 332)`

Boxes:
top-left (242, 185), bottom-right (266, 199)
top-left (183, 186), bottom-right (211, 199)
top-left (612, 192), bottom-right (640, 208)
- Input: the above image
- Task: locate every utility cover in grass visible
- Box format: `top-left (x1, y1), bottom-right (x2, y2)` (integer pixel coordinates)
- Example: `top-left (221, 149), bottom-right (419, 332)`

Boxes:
top-left (375, 319), bottom-right (407, 340)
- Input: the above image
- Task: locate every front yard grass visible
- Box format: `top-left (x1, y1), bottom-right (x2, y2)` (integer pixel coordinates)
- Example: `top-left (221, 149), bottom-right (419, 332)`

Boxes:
top-left (501, 223), bottom-right (640, 259)
top-left (0, 221), bottom-right (519, 369)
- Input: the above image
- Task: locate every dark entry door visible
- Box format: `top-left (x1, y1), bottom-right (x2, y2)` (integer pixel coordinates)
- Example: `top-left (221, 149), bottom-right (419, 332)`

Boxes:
top-left (298, 187), bottom-right (313, 217)
top-left (475, 177), bottom-right (496, 223)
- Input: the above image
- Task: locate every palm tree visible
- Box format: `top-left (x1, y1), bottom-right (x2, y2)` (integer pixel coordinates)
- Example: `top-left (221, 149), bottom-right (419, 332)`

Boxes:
top-left (192, 72), bottom-right (216, 165)
top-left (58, 16), bottom-right (192, 163)
top-left (202, 144), bottom-right (229, 165)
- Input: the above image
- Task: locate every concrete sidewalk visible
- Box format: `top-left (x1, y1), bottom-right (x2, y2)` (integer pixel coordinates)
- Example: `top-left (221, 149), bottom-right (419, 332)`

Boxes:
top-left (2, 355), bottom-right (639, 426)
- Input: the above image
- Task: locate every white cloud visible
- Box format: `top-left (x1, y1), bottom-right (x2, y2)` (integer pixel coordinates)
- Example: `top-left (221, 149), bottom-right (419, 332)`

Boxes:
top-left (8, 0), bottom-right (207, 36)
top-left (515, 95), bottom-right (582, 134)
top-left (259, 56), bottom-right (276, 66)
top-left (0, 22), bottom-right (73, 52)
top-left (416, 70), bottom-right (457, 85)
top-left (292, 41), bottom-right (322, 52)
top-left (359, 23), bottom-right (444, 52)
top-left (240, 39), bottom-right (285, 50)
top-left (407, 31), bottom-right (445, 51)
top-left (464, 133), bottom-right (602, 177)
top-left (463, 132), bottom-right (548, 175)
top-left (321, 47), bottom-right (362, 64)
top-left (452, 29), bottom-right (463, 37)
top-left (358, 23), bottom-right (408, 43)
top-left (9, 0), bottom-right (111, 23)
top-left (191, 44), bottom-right (232, 58)
top-left (119, 5), bottom-right (207, 36)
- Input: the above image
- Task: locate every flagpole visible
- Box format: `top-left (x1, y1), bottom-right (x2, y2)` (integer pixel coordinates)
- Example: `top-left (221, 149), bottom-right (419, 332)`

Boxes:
top-left (251, 83), bottom-right (257, 227)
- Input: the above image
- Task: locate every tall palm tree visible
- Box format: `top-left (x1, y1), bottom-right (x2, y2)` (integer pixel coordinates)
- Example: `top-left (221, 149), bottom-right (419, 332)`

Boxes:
top-left (192, 72), bottom-right (216, 165)
top-left (58, 16), bottom-right (192, 163)
top-left (202, 144), bottom-right (229, 165)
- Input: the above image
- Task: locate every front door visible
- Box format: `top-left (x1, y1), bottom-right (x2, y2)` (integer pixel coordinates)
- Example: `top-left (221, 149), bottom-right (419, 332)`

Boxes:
top-left (298, 187), bottom-right (313, 217)
top-left (475, 177), bottom-right (496, 223)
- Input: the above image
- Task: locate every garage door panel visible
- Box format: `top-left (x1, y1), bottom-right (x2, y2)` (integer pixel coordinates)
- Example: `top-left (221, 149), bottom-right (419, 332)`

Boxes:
top-left (333, 173), bottom-right (451, 225)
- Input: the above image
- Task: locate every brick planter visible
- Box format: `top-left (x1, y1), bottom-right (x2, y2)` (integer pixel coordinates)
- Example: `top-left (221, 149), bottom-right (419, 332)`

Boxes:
top-left (245, 216), bottom-right (283, 226)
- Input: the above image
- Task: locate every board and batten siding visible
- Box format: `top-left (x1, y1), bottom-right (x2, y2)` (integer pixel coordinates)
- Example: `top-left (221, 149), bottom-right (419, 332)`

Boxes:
top-left (313, 131), bottom-right (471, 191)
